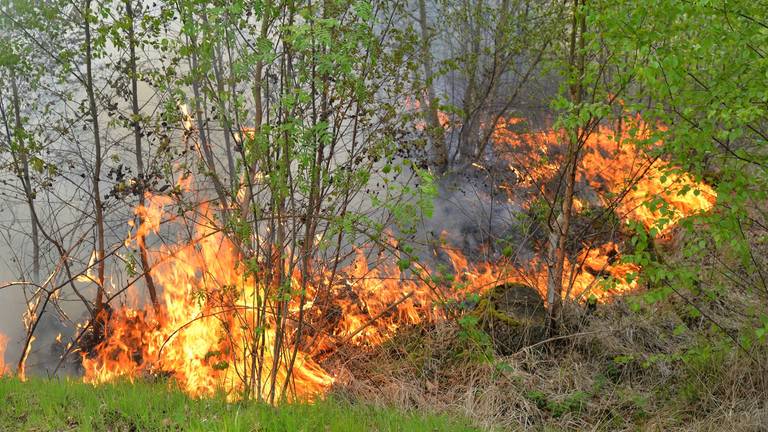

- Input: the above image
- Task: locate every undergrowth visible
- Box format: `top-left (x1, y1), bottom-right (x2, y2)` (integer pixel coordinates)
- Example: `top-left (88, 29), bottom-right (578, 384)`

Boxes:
top-left (331, 294), bottom-right (768, 431)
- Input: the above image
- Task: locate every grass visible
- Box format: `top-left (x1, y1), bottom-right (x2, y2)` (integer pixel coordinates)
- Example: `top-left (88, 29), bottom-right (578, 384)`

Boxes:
top-left (334, 298), bottom-right (768, 431)
top-left (0, 377), bottom-right (479, 431)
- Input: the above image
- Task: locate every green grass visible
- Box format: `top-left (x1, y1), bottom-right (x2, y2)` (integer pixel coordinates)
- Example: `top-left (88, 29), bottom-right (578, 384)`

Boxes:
top-left (0, 377), bottom-right (479, 431)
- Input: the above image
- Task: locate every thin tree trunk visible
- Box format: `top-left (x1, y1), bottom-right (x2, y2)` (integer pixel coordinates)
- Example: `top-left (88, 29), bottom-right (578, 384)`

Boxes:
top-left (546, 0), bottom-right (586, 331)
top-left (240, 3), bottom-right (271, 222)
top-left (457, 0), bottom-right (483, 164)
top-left (417, 0), bottom-right (447, 171)
top-left (473, 0), bottom-right (510, 161)
top-left (180, 9), bottom-right (230, 215)
top-left (9, 70), bottom-right (39, 283)
top-left (213, 46), bottom-right (237, 188)
top-left (281, 10), bottom-right (329, 396)
top-left (200, 9), bottom-right (236, 189)
top-left (84, 0), bottom-right (107, 317)
top-left (244, 7), bottom-right (271, 400)
top-left (125, 0), bottom-right (159, 310)
top-left (268, 21), bottom-right (294, 403)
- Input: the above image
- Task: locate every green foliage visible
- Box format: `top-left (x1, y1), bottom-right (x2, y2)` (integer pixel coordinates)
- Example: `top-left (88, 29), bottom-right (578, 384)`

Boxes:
top-left (589, 0), bottom-right (768, 359)
top-left (456, 314), bottom-right (494, 362)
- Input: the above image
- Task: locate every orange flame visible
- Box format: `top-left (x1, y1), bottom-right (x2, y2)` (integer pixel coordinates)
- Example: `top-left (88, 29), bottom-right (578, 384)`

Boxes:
top-left (490, 115), bottom-right (716, 298)
top-left (577, 117), bottom-right (716, 232)
top-left (405, 97), bottom-right (452, 130)
top-left (0, 332), bottom-right (7, 375)
top-left (79, 114), bottom-right (715, 402)
top-left (493, 115), bottom-right (716, 233)
top-left (84, 201), bottom-right (334, 401)
top-left (18, 335), bottom-right (34, 382)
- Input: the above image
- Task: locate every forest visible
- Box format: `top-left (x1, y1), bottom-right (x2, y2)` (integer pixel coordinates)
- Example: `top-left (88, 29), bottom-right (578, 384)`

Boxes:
top-left (0, 0), bottom-right (766, 430)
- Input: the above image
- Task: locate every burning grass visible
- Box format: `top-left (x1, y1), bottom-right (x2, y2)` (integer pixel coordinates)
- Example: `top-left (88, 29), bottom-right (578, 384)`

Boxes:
top-left (2, 113), bottom-right (729, 428)
top-left (323, 201), bottom-right (766, 431)
top-left (492, 115), bottom-right (716, 234)
top-left (0, 376), bottom-right (478, 431)
top-left (77, 211), bottom-right (643, 403)
top-left (37, 116), bottom-right (717, 402)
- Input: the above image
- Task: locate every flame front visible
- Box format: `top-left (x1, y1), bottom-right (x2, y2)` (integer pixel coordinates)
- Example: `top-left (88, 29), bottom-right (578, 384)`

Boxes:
top-left (491, 115), bottom-right (716, 299)
top-left (80, 207), bottom-right (639, 400)
top-left (79, 115), bottom-right (716, 401)
top-left (83, 204), bottom-right (334, 401)
top-left (493, 115), bottom-right (716, 233)
top-left (0, 332), bottom-right (7, 375)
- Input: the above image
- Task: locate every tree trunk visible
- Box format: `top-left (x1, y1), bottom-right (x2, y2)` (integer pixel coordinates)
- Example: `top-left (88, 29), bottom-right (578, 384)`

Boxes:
top-left (417, 0), bottom-right (447, 171)
top-left (457, 0), bottom-right (483, 164)
top-left (180, 7), bottom-right (230, 215)
top-left (9, 71), bottom-right (39, 283)
top-left (201, 9), bottom-right (237, 189)
top-left (125, 0), bottom-right (159, 310)
top-left (546, 0), bottom-right (586, 332)
top-left (84, 0), bottom-right (107, 318)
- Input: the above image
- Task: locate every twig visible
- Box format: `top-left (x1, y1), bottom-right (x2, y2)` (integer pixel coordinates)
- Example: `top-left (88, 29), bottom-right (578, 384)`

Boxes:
top-left (511, 328), bottom-right (612, 356)
top-left (337, 291), bottom-right (415, 346)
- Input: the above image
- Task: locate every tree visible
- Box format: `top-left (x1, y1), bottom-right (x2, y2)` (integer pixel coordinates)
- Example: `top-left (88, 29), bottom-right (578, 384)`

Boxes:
top-left (82, 0), bottom-right (107, 319)
top-left (123, 0), bottom-right (160, 309)
top-left (545, 0), bottom-right (587, 330)
top-left (408, 0), bottom-right (559, 171)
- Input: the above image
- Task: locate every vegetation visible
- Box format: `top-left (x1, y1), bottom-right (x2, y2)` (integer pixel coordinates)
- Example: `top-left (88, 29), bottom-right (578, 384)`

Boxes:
top-left (0, 377), bottom-right (477, 431)
top-left (0, 0), bottom-right (765, 430)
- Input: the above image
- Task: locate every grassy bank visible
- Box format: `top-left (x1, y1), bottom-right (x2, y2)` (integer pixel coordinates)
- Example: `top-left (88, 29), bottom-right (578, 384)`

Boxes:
top-left (0, 377), bottom-right (478, 431)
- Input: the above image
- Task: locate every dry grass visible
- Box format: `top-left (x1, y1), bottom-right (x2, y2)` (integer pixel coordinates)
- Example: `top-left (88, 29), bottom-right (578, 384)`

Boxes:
top-left (326, 292), bottom-right (768, 431)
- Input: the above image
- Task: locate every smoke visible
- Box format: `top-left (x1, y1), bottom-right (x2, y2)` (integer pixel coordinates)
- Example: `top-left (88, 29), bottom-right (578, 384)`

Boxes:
top-left (427, 171), bottom-right (524, 255)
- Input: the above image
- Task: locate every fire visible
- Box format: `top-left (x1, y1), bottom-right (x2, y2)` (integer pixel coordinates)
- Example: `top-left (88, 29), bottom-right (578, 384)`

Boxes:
top-left (619, 171), bottom-right (716, 232)
top-left (576, 117), bottom-right (716, 232)
top-left (81, 196), bottom-right (514, 399)
top-left (18, 335), bottom-right (33, 382)
top-left (0, 332), bottom-right (7, 375)
top-left (405, 97), bottom-right (452, 130)
top-left (75, 113), bottom-right (714, 402)
top-left (493, 115), bottom-right (716, 233)
top-left (492, 117), bottom-right (560, 186)
top-left (83, 201), bottom-right (334, 401)
top-left (79, 196), bottom-right (517, 399)
top-left (84, 195), bottom-right (635, 400)
top-left (566, 243), bottom-right (641, 301)
top-left (490, 114), bottom-right (716, 298)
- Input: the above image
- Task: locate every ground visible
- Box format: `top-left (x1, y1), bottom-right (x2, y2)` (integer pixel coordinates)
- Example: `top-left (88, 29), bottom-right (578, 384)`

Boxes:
top-left (330, 294), bottom-right (768, 431)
